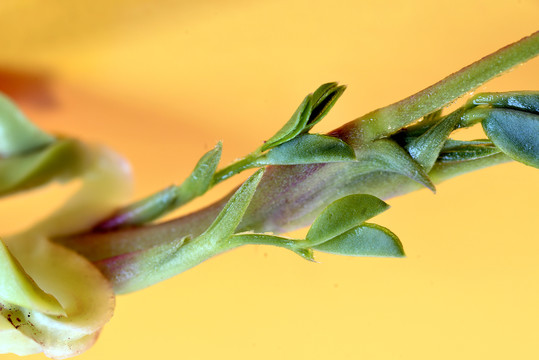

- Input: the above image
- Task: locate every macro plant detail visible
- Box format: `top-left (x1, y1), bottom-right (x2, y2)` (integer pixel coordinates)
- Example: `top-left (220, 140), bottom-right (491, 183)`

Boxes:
top-left (0, 30), bottom-right (537, 358)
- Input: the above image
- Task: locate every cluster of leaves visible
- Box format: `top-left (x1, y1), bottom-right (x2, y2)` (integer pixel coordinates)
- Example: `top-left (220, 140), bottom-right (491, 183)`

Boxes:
top-left (96, 169), bottom-right (404, 294)
top-left (95, 83), bottom-right (356, 230)
top-left (82, 86), bottom-right (539, 295)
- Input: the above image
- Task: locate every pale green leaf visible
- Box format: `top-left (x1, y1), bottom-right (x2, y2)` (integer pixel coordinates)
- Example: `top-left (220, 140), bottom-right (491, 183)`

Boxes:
top-left (313, 223), bottom-right (404, 257)
top-left (256, 134), bottom-right (356, 165)
top-left (306, 194), bottom-right (389, 246)
top-left (261, 95), bottom-right (313, 151)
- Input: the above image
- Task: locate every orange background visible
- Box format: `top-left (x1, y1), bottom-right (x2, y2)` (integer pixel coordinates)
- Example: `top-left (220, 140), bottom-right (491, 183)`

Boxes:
top-left (1, 1), bottom-right (538, 359)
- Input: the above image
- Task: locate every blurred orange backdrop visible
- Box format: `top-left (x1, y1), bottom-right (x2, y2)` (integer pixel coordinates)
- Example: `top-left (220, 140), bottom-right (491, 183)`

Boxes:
top-left (1, 1), bottom-right (538, 359)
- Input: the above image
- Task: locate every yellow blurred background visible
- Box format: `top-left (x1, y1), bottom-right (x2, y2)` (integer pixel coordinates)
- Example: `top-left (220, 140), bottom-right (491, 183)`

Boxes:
top-left (1, 1), bottom-right (538, 359)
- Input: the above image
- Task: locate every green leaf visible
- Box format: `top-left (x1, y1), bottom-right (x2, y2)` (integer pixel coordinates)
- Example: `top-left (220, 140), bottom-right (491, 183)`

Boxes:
top-left (438, 144), bottom-right (501, 163)
top-left (256, 134), bottom-right (356, 165)
top-left (0, 93), bottom-right (54, 157)
top-left (0, 139), bottom-right (83, 197)
top-left (261, 95), bottom-right (313, 151)
top-left (303, 82), bottom-right (346, 132)
top-left (442, 139), bottom-right (494, 150)
top-left (356, 139), bottom-right (435, 192)
top-left (0, 239), bottom-right (64, 316)
top-left (482, 108), bottom-right (539, 168)
top-left (313, 223), bottom-right (404, 257)
top-left (95, 142), bottom-right (222, 229)
top-left (179, 141), bottom-right (223, 197)
top-left (306, 194), bottom-right (389, 246)
top-left (201, 168), bottom-right (265, 241)
top-left (406, 109), bottom-right (462, 171)
top-left (470, 92), bottom-right (539, 114)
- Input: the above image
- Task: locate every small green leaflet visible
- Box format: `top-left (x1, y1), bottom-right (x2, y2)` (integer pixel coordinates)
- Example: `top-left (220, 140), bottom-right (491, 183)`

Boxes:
top-left (356, 139), bottom-right (435, 192)
top-left (196, 168), bottom-right (265, 242)
top-left (306, 194), bottom-right (389, 246)
top-left (313, 223), bottom-right (404, 257)
top-left (260, 82), bottom-right (346, 151)
top-left (482, 108), bottom-right (539, 168)
top-left (406, 109), bottom-right (462, 172)
top-left (96, 142), bottom-right (222, 229)
top-left (438, 141), bottom-right (501, 163)
top-left (303, 82), bottom-right (347, 133)
top-left (442, 139), bottom-right (494, 150)
top-left (229, 194), bottom-right (395, 260)
top-left (256, 134), bottom-right (356, 165)
top-left (261, 95), bottom-right (313, 151)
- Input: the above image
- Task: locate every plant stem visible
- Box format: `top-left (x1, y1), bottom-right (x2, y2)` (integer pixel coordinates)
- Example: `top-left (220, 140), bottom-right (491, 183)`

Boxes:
top-left (57, 152), bottom-right (510, 262)
top-left (331, 31), bottom-right (539, 146)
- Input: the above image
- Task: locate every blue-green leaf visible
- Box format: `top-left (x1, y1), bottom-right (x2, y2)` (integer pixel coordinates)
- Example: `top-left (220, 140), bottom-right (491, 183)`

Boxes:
top-left (313, 223), bottom-right (404, 257)
top-left (306, 194), bottom-right (389, 246)
top-left (0, 93), bottom-right (54, 157)
top-left (256, 134), bottom-right (356, 165)
top-left (261, 95), bottom-right (313, 151)
top-left (482, 109), bottom-right (539, 168)
top-left (470, 92), bottom-right (539, 114)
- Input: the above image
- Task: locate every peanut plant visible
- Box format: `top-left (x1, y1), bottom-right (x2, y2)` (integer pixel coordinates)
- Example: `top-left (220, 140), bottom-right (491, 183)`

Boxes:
top-left (0, 31), bottom-right (538, 358)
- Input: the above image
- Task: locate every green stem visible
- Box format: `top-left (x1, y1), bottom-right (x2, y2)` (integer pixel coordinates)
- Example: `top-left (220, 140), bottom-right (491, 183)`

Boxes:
top-left (332, 31), bottom-right (539, 146)
top-left (211, 151), bottom-right (260, 185)
top-left (57, 151), bottom-right (510, 263)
